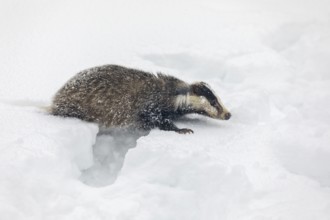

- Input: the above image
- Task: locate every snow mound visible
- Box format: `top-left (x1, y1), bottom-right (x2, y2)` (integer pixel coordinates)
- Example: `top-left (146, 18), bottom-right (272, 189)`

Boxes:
top-left (0, 103), bottom-right (98, 219)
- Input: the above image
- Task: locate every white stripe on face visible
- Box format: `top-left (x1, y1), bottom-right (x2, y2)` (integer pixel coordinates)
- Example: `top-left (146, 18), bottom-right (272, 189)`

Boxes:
top-left (175, 83), bottom-right (230, 120)
top-left (188, 94), bottom-right (230, 120)
top-left (187, 95), bottom-right (218, 118)
top-left (203, 83), bottom-right (230, 119)
top-left (215, 94), bottom-right (230, 114)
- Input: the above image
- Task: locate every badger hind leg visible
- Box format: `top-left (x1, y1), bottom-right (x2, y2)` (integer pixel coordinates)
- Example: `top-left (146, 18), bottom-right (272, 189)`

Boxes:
top-left (158, 118), bottom-right (194, 134)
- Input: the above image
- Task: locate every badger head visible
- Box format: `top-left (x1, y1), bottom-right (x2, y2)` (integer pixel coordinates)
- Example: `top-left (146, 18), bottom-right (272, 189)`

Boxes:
top-left (175, 82), bottom-right (231, 120)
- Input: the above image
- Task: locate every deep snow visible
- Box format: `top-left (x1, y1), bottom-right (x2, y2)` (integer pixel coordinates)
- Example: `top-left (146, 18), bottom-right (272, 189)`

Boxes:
top-left (1, 0), bottom-right (330, 219)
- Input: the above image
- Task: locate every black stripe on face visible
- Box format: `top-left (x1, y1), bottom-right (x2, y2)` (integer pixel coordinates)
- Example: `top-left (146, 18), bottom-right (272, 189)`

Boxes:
top-left (191, 82), bottom-right (223, 112)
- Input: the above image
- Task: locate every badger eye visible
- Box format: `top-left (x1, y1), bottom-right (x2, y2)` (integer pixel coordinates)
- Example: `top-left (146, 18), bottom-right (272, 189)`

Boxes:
top-left (210, 100), bottom-right (217, 106)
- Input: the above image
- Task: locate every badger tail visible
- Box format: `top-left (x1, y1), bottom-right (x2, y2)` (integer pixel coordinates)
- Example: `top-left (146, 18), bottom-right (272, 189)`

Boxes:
top-left (0, 99), bottom-right (52, 113)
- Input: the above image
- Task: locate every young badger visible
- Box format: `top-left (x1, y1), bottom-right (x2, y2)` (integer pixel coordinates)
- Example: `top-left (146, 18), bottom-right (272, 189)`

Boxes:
top-left (50, 65), bottom-right (231, 134)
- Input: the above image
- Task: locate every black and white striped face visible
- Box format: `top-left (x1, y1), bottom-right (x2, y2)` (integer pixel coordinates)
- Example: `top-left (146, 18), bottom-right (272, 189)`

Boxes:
top-left (175, 82), bottom-right (231, 120)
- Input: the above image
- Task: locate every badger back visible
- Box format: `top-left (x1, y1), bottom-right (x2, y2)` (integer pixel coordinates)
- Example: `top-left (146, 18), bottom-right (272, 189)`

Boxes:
top-left (50, 65), bottom-right (164, 127)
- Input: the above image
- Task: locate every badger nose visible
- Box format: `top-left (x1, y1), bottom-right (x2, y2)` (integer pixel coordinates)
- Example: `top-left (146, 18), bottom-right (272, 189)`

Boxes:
top-left (224, 112), bottom-right (231, 120)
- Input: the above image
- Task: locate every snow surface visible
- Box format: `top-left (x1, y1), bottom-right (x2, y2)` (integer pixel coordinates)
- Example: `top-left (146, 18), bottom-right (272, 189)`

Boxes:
top-left (1, 0), bottom-right (330, 219)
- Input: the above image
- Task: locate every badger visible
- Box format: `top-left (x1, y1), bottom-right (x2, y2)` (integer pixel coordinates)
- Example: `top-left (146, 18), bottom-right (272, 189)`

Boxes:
top-left (50, 65), bottom-right (231, 134)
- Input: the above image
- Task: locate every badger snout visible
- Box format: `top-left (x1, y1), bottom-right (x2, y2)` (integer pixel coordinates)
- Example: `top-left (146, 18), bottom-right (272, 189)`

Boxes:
top-left (219, 111), bottom-right (231, 120)
top-left (224, 112), bottom-right (231, 120)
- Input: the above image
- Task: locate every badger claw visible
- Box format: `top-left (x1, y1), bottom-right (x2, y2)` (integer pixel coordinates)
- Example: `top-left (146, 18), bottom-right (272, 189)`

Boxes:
top-left (176, 128), bottom-right (194, 134)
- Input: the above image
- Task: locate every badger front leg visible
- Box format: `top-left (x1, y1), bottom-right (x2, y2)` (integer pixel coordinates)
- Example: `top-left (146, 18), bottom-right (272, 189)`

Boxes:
top-left (158, 118), bottom-right (194, 134)
top-left (139, 106), bottom-right (193, 134)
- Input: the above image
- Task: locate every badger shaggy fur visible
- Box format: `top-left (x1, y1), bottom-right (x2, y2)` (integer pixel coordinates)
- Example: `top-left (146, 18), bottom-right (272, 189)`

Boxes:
top-left (50, 65), bottom-right (231, 134)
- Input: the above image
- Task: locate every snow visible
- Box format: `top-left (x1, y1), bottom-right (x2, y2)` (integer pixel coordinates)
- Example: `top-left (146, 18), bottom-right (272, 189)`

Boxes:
top-left (1, 0), bottom-right (330, 219)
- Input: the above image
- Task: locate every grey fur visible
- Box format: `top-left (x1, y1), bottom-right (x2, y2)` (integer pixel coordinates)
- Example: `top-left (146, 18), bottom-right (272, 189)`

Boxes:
top-left (50, 64), bottom-right (230, 134)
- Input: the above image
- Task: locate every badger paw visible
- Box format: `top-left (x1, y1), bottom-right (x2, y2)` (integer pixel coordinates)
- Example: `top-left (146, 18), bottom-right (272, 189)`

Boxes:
top-left (176, 128), bottom-right (194, 134)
